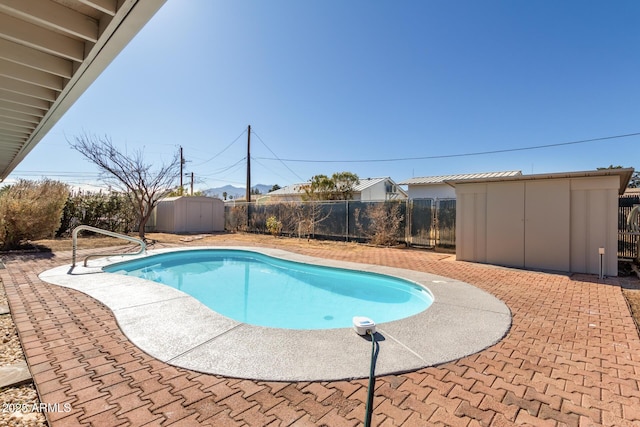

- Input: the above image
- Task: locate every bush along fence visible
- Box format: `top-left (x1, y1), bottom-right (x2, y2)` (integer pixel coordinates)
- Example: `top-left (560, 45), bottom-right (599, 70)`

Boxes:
top-left (224, 198), bottom-right (457, 249)
top-left (56, 191), bottom-right (138, 237)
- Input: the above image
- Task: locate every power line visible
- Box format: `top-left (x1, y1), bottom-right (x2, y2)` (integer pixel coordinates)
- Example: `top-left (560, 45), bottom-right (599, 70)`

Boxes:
top-left (196, 157), bottom-right (247, 177)
top-left (250, 157), bottom-right (298, 185)
top-left (9, 170), bottom-right (101, 179)
top-left (191, 128), bottom-right (247, 167)
top-left (251, 130), bottom-right (305, 181)
top-left (254, 132), bottom-right (640, 164)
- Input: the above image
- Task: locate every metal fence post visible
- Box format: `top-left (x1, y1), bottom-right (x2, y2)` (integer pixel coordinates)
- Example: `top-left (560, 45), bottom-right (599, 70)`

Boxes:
top-left (345, 200), bottom-right (349, 242)
top-left (406, 199), bottom-right (411, 246)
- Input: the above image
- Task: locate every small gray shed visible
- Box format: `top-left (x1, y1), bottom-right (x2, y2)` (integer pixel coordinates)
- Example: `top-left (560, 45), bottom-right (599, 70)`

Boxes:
top-left (449, 168), bottom-right (634, 276)
top-left (154, 196), bottom-right (224, 233)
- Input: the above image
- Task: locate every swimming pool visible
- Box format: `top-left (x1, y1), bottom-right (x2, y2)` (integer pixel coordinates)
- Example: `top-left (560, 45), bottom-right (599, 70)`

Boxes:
top-left (104, 249), bottom-right (433, 329)
top-left (40, 246), bottom-right (512, 380)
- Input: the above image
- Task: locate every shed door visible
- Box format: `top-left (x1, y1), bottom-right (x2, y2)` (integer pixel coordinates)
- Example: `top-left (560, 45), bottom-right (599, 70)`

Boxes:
top-left (186, 200), bottom-right (214, 232)
top-left (185, 201), bottom-right (202, 232)
top-left (200, 201), bottom-right (213, 230)
top-left (524, 180), bottom-right (570, 271)
top-left (486, 182), bottom-right (525, 268)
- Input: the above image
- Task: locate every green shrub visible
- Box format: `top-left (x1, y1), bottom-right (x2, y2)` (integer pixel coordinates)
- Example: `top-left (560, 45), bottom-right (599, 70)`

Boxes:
top-left (57, 191), bottom-right (138, 236)
top-left (266, 215), bottom-right (283, 237)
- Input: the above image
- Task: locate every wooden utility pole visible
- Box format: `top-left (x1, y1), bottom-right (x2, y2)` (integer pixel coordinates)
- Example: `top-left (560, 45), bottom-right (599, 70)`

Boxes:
top-left (179, 146), bottom-right (184, 195)
top-left (246, 125), bottom-right (251, 202)
top-left (190, 172), bottom-right (194, 195)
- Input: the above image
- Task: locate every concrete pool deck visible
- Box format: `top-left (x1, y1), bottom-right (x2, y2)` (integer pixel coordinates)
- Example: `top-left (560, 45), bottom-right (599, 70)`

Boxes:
top-left (39, 247), bottom-right (511, 381)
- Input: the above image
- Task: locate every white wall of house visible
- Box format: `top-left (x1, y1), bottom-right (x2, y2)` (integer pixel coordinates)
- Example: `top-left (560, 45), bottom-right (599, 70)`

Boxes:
top-left (406, 184), bottom-right (456, 199)
top-left (455, 172), bottom-right (624, 276)
top-left (359, 180), bottom-right (397, 200)
top-left (267, 178), bottom-right (407, 202)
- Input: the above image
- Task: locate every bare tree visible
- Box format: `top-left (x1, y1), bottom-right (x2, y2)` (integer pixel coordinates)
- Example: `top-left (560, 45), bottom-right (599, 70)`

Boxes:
top-left (277, 200), bottom-right (332, 240)
top-left (69, 133), bottom-right (180, 240)
top-left (354, 202), bottom-right (405, 246)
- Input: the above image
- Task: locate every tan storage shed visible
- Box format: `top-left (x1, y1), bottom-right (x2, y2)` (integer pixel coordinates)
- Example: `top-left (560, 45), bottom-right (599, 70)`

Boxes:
top-left (450, 169), bottom-right (634, 276)
top-left (155, 196), bottom-right (224, 233)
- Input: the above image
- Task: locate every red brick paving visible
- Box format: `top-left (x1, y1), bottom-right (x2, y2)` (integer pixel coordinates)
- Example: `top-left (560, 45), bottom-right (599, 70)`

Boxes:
top-left (2, 240), bottom-right (640, 426)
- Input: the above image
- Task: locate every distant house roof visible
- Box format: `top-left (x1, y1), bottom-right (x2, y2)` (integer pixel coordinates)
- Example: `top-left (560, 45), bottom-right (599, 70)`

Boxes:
top-left (399, 171), bottom-right (522, 185)
top-left (353, 177), bottom-right (405, 194)
top-left (268, 177), bottom-right (407, 197)
top-left (267, 184), bottom-right (305, 196)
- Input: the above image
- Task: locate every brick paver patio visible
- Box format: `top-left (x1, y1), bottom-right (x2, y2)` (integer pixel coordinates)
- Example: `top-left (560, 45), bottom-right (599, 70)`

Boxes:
top-left (2, 238), bottom-right (640, 426)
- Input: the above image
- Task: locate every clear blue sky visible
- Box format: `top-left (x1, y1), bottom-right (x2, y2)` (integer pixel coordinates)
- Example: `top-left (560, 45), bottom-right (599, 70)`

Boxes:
top-left (8, 0), bottom-right (640, 191)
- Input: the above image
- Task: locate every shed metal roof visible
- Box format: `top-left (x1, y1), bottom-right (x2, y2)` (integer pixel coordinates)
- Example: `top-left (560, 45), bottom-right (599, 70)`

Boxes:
top-left (444, 168), bottom-right (635, 195)
top-left (399, 170), bottom-right (522, 185)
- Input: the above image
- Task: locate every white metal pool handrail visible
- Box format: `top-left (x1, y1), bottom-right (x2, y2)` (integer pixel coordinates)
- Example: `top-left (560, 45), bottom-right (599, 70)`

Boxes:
top-left (72, 225), bottom-right (146, 267)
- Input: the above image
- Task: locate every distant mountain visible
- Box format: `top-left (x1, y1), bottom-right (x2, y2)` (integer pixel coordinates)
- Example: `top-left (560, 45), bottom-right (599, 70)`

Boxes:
top-left (203, 184), bottom-right (274, 199)
top-left (203, 185), bottom-right (243, 198)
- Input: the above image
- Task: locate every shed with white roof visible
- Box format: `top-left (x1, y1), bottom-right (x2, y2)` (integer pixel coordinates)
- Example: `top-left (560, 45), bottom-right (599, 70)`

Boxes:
top-left (399, 171), bottom-right (522, 199)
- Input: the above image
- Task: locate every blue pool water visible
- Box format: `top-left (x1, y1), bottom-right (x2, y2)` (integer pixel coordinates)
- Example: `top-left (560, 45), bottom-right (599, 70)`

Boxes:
top-left (104, 249), bottom-right (433, 330)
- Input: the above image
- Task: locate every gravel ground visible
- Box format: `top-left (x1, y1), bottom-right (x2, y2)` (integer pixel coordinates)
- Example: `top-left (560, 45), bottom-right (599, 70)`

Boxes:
top-left (0, 315), bottom-right (24, 366)
top-left (0, 279), bottom-right (47, 427)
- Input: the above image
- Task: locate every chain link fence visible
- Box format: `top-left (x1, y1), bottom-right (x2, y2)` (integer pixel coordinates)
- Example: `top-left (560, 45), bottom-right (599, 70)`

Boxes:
top-left (225, 198), bottom-right (455, 248)
top-left (226, 194), bottom-right (636, 257)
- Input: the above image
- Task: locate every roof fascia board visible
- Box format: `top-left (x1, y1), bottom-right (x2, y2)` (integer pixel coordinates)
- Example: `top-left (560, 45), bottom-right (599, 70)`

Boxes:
top-left (1, 0), bottom-right (167, 181)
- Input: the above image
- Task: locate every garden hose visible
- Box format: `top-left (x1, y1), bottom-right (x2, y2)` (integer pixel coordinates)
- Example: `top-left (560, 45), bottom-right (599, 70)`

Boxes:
top-left (364, 329), bottom-right (377, 427)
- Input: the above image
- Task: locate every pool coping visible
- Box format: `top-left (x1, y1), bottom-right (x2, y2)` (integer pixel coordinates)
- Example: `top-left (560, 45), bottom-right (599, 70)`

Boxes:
top-left (39, 246), bottom-right (512, 381)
